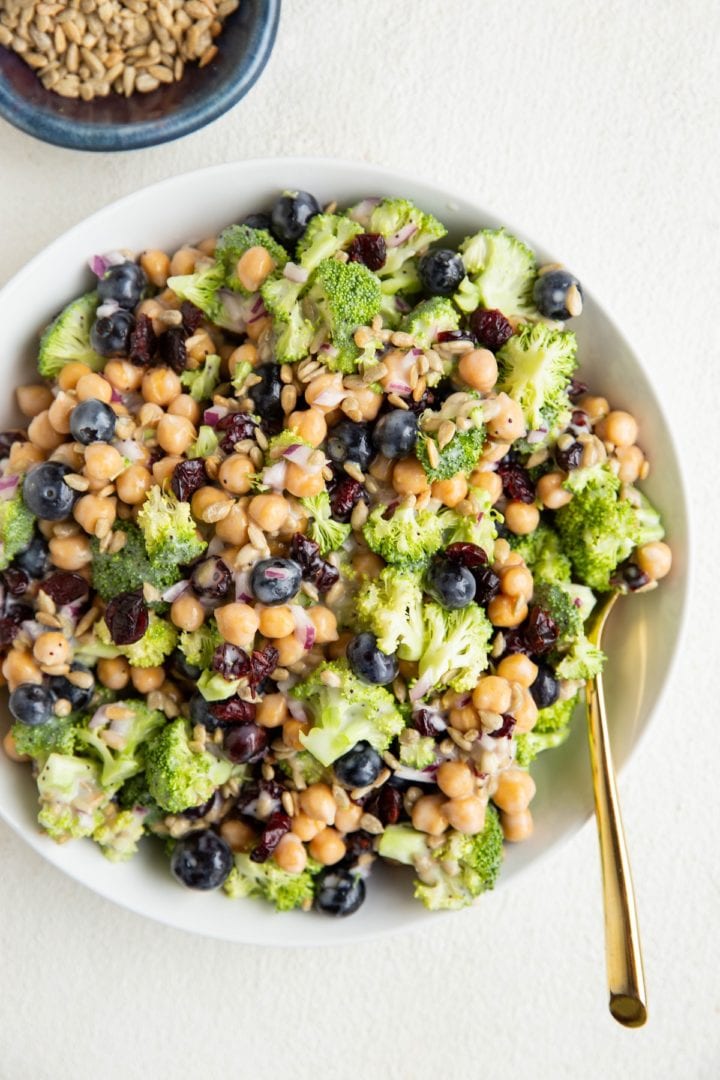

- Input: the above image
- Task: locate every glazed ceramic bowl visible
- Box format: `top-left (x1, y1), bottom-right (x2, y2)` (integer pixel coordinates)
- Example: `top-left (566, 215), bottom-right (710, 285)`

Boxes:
top-left (0, 0), bottom-right (279, 151)
top-left (0, 159), bottom-right (690, 945)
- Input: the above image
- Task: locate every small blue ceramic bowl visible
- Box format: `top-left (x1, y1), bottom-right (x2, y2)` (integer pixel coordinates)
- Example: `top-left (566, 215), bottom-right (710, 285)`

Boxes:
top-left (0, 0), bottom-right (280, 152)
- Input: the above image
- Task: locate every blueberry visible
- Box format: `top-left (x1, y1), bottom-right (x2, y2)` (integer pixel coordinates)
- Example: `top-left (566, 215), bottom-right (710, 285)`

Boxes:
top-left (347, 632), bottom-right (398, 685)
top-left (315, 868), bottom-right (366, 917)
top-left (189, 692), bottom-right (213, 726)
top-left (426, 558), bottom-right (476, 610)
top-left (171, 650), bottom-right (202, 681)
top-left (69, 398), bottom-right (117, 445)
top-left (8, 683), bottom-right (54, 726)
top-left (23, 462), bottom-right (77, 520)
top-left (224, 722), bottom-right (268, 764)
top-left (247, 362), bottom-right (283, 420)
top-left (250, 558), bottom-right (302, 605)
top-left (170, 830), bottom-right (233, 890)
top-left (326, 420), bottom-right (374, 470)
top-left (270, 191), bottom-right (321, 245)
top-left (97, 262), bottom-right (147, 310)
top-left (90, 310), bottom-right (134, 357)
top-left (372, 410), bottom-right (418, 459)
top-left (530, 665), bottom-right (560, 708)
top-left (334, 740), bottom-right (383, 787)
top-left (418, 249), bottom-right (465, 297)
top-left (533, 270), bottom-right (583, 320)
top-left (49, 664), bottom-right (94, 710)
top-left (242, 212), bottom-right (273, 232)
top-left (14, 531), bottom-right (50, 578)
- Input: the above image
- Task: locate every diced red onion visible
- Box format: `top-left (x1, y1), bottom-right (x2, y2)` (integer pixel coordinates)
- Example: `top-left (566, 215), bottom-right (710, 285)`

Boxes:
top-left (20, 620), bottom-right (44, 641)
top-left (281, 443), bottom-right (313, 467)
top-left (289, 605), bottom-right (316, 650)
top-left (409, 676), bottom-right (432, 702)
top-left (318, 342), bottom-right (339, 357)
top-left (347, 197), bottom-right (380, 226)
top-left (262, 460), bottom-right (287, 491)
top-left (88, 251), bottom-right (125, 278)
top-left (393, 765), bottom-right (438, 783)
top-left (113, 438), bottom-right (145, 463)
top-left (312, 388), bottom-right (345, 408)
top-left (97, 299), bottom-right (120, 319)
top-left (283, 262), bottom-right (309, 284)
top-left (395, 296), bottom-right (412, 314)
top-left (88, 704), bottom-right (112, 731)
top-left (217, 289), bottom-right (256, 332)
top-left (286, 696), bottom-right (308, 720)
top-left (0, 474), bottom-right (19, 500)
top-left (526, 429), bottom-right (547, 445)
top-left (386, 223), bottom-right (417, 248)
top-left (203, 406), bottom-right (229, 426)
top-left (385, 381), bottom-right (411, 396)
top-left (162, 579), bottom-right (190, 603)
top-left (234, 570), bottom-right (253, 603)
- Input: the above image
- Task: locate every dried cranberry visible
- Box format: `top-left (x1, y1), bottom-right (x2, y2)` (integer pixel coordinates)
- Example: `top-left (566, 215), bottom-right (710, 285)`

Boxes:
top-left (612, 562), bottom-right (650, 592)
top-left (250, 811), bottom-right (292, 863)
top-left (2, 568), bottom-right (29, 596)
top-left (248, 645), bottom-right (280, 691)
top-left (445, 542), bottom-right (488, 568)
top-left (215, 411), bottom-right (257, 452)
top-left (568, 378), bottom-right (588, 401)
top-left (128, 313), bottom-right (156, 366)
top-left (364, 786), bottom-right (402, 826)
top-left (328, 473), bottom-right (366, 523)
top-left (347, 232), bottom-right (387, 271)
top-left (555, 440), bottom-right (583, 472)
top-left (413, 708), bottom-right (446, 737)
top-left (569, 410), bottom-right (591, 436)
top-left (0, 617), bottom-right (21, 646)
top-left (469, 308), bottom-right (513, 351)
top-left (171, 459), bottom-right (207, 501)
top-left (436, 329), bottom-right (475, 344)
top-left (105, 590), bottom-right (149, 645)
top-left (191, 557), bottom-right (231, 599)
top-left (180, 301), bottom-right (203, 334)
top-left (0, 431), bottom-right (25, 458)
top-left (497, 460), bottom-right (535, 504)
top-left (339, 830), bottom-right (375, 869)
top-left (524, 607), bottom-right (559, 654)
top-left (209, 696), bottom-right (257, 725)
top-left (158, 327), bottom-right (187, 372)
top-left (500, 627), bottom-right (528, 656)
top-left (489, 714), bottom-right (516, 739)
top-left (224, 722), bottom-right (268, 764)
top-left (290, 533), bottom-right (340, 593)
top-left (40, 572), bottom-right (89, 605)
top-left (212, 643), bottom-right (251, 680)
top-left (472, 565), bottom-right (502, 605)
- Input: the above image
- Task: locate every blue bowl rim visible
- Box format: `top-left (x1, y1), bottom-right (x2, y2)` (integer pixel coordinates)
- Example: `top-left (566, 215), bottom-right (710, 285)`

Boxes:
top-left (0, 0), bottom-right (280, 152)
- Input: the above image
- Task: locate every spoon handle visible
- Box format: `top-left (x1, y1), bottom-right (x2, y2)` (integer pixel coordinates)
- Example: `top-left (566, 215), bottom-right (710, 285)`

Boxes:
top-left (586, 661), bottom-right (648, 1027)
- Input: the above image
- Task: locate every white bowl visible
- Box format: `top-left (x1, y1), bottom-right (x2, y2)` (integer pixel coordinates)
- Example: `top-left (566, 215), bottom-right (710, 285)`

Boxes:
top-left (0, 159), bottom-right (689, 946)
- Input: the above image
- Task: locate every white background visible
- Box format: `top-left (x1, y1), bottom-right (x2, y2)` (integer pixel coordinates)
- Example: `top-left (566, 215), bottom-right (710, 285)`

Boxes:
top-left (0, 2), bottom-right (718, 1077)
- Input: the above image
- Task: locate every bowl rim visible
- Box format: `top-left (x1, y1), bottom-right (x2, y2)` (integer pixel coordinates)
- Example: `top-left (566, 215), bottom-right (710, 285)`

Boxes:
top-left (0, 0), bottom-right (280, 152)
top-left (0, 157), bottom-right (692, 945)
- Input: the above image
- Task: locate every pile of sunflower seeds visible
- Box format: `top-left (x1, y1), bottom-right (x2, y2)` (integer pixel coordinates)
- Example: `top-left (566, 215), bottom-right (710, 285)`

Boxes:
top-left (0, 0), bottom-right (240, 99)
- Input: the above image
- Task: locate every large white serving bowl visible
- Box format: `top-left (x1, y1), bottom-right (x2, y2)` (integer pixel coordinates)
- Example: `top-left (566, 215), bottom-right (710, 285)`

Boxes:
top-left (0, 159), bottom-right (689, 946)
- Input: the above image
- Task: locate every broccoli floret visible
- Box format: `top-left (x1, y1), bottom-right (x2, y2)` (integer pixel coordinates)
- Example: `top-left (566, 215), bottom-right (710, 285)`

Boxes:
top-left (188, 425), bottom-right (220, 459)
top-left (76, 700), bottom-right (166, 787)
top-left (441, 487), bottom-right (499, 560)
top-left (411, 602), bottom-right (492, 701)
top-left (415, 392), bottom-right (486, 483)
top-left (0, 487), bottom-right (35, 570)
top-left (509, 521), bottom-right (572, 584)
top-left (379, 807), bottom-right (503, 911)
top-left (168, 265), bottom-right (245, 331)
top-left (401, 297), bottom-right (460, 349)
top-left (90, 520), bottom-right (179, 601)
top-left (362, 503), bottom-right (445, 568)
top-left (555, 465), bottom-right (639, 590)
top-left (514, 694), bottom-right (579, 766)
top-left (272, 302), bottom-right (316, 363)
top-left (454, 228), bottom-right (538, 319)
top-left (496, 323), bottom-right (577, 436)
top-left (532, 582), bottom-right (585, 648)
top-left (276, 751), bottom-right (329, 787)
top-left (11, 713), bottom-right (80, 761)
top-left (398, 734), bottom-right (436, 770)
top-left (260, 274), bottom-right (306, 323)
top-left (231, 360), bottom-right (254, 395)
top-left (355, 566), bottom-right (424, 660)
top-left (137, 485), bottom-right (207, 575)
top-left (224, 853), bottom-right (321, 911)
top-left (197, 669), bottom-right (244, 701)
top-left (179, 619), bottom-right (222, 669)
top-left (36, 753), bottom-right (109, 843)
top-left (554, 638), bottom-right (605, 680)
top-left (116, 772), bottom-right (157, 810)
top-left (630, 488), bottom-right (665, 546)
top-left (296, 213), bottom-right (363, 273)
top-left (301, 492), bottom-right (351, 554)
top-left (215, 224), bottom-right (288, 293)
top-left (180, 353), bottom-right (222, 402)
top-left (368, 198), bottom-right (447, 278)
top-left (536, 693), bottom-right (580, 734)
top-left (144, 717), bottom-right (234, 813)
top-left (93, 804), bottom-right (147, 862)
top-left (302, 258), bottom-right (382, 372)
top-left (37, 292), bottom-right (104, 378)
top-left (292, 659), bottom-right (405, 767)
top-left (95, 612), bottom-right (177, 669)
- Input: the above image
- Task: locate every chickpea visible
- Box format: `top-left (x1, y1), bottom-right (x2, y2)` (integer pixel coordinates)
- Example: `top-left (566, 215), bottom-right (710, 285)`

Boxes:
top-left (257, 606), bottom-right (293, 639)
top-left (469, 468), bottom-right (503, 504)
top-left (500, 808), bottom-right (534, 842)
top-left (487, 393), bottom-right (526, 442)
top-left (156, 414), bottom-right (196, 456)
top-left (334, 802), bottom-right (363, 834)
top-left (437, 761), bottom-right (475, 800)
top-left (186, 330), bottom-right (216, 363)
top-left (235, 246), bottom-right (276, 292)
top-left (140, 249), bottom-right (171, 288)
top-left (273, 832), bottom-right (308, 874)
top-left (84, 443), bottom-right (125, 481)
top-left (308, 606), bottom-right (338, 644)
top-left (513, 687), bottom-right (539, 733)
top-left (58, 362), bottom-right (92, 392)
top-left (97, 656), bottom-right (130, 690)
top-left (501, 564), bottom-right (534, 601)
top-left (597, 410), bottom-right (638, 448)
top-left (228, 343), bottom-right (258, 375)
top-left (578, 395), bottom-right (609, 423)
top-left (411, 793), bottom-right (448, 836)
top-left (309, 827), bottom-right (346, 866)
top-left (304, 372), bottom-right (344, 412)
top-left (473, 675), bottom-right (512, 715)
top-left (142, 367), bottom-right (181, 407)
top-left (170, 592), bottom-right (205, 632)
top-left (458, 348), bottom-right (498, 393)
top-left (16, 384), bottom-right (53, 418)
top-left (9, 442), bottom-right (45, 473)
top-left (220, 818), bottom-right (256, 853)
top-left (218, 454), bottom-right (255, 495)
top-left (49, 533), bottom-right (91, 570)
top-left (443, 795), bottom-right (486, 835)
top-left (392, 457), bottom-right (428, 495)
top-left (536, 472), bottom-right (572, 510)
top-left (190, 485), bottom-right (230, 524)
top-left (3, 728), bottom-right (30, 763)
top-left (352, 551), bottom-right (385, 577)
top-left (448, 704), bottom-right (480, 733)
top-left (130, 666), bottom-right (165, 693)
top-left (248, 493), bottom-right (290, 533)
top-left (168, 394), bottom-right (201, 425)
top-left (287, 408), bottom-right (327, 448)
top-left (488, 593), bottom-right (528, 628)
top-left (493, 767), bottom-right (536, 814)
top-left (215, 602), bottom-right (259, 647)
top-left (284, 462), bottom-right (325, 498)
top-left (432, 472), bottom-right (468, 508)
top-left (291, 811), bottom-right (323, 841)
top-left (103, 359), bottom-right (143, 393)
top-left (496, 653), bottom-right (538, 688)
top-left (299, 783), bottom-right (336, 825)
top-left (635, 540), bottom-right (672, 581)
top-left (504, 500), bottom-right (540, 535)
top-left (73, 494), bottom-right (117, 536)
top-left (615, 445), bottom-right (645, 484)
top-left (136, 298), bottom-right (165, 333)
top-left (3, 649), bottom-right (43, 690)
top-left (49, 443), bottom-right (84, 472)
top-left (116, 464), bottom-right (153, 506)
top-left (283, 718), bottom-right (310, 751)
top-left (153, 455), bottom-right (183, 486)
top-left (272, 634), bottom-right (305, 666)
top-left (76, 373), bottom-right (112, 404)
top-left (256, 692), bottom-right (289, 728)
top-left (169, 246), bottom-right (202, 276)
top-left (353, 386), bottom-right (383, 421)
top-left (369, 454), bottom-right (393, 482)
top-left (214, 504), bottom-right (250, 545)
top-left (27, 411), bottom-right (65, 451)
top-left (138, 402), bottom-right (164, 428)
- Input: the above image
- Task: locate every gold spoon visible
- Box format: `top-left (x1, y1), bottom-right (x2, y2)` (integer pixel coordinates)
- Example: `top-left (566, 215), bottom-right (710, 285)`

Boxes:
top-left (585, 591), bottom-right (648, 1027)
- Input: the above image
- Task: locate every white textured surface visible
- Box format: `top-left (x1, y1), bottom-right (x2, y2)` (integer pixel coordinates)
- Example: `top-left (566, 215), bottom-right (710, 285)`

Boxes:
top-left (0, 1), bottom-right (717, 1077)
